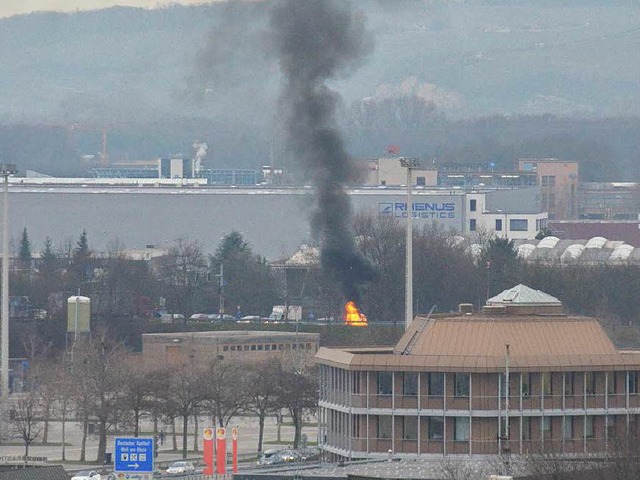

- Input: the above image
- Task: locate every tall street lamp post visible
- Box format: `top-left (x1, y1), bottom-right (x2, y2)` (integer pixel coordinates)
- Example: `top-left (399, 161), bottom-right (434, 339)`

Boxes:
top-left (0, 163), bottom-right (16, 442)
top-left (399, 157), bottom-right (420, 331)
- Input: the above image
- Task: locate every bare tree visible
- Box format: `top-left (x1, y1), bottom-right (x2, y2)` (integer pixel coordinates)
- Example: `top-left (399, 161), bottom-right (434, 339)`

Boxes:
top-left (71, 332), bottom-right (128, 463)
top-left (201, 357), bottom-right (246, 428)
top-left (160, 363), bottom-right (205, 458)
top-left (120, 362), bottom-right (164, 437)
top-left (156, 238), bottom-right (208, 318)
top-left (11, 391), bottom-right (43, 461)
top-left (274, 354), bottom-right (318, 449)
top-left (242, 359), bottom-right (280, 453)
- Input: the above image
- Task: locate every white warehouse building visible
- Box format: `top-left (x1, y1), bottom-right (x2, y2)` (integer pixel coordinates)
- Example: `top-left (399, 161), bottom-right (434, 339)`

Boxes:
top-left (4, 181), bottom-right (547, 258)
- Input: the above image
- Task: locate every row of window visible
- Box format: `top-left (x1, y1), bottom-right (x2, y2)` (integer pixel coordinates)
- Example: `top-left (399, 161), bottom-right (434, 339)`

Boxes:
top-left (469, 218), bottom-right (529, 232)
top-left (222, 343), bottom-right (314, 352)
top-left (376, 415), bottom-right (612, 442)
top-left (375, 372), bottom-right (640, 397)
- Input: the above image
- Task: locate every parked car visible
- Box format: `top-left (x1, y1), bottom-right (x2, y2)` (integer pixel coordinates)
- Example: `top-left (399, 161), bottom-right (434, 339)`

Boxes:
top-left (71, 471), bottom-right (101, 480)
top-left (166, 461), bottom-right (195, 474)
top-left (189, 313), bottom-right (209, 322)
top-left (278, 449), bottom-right (300, 462)
top-left (256, 449), bottom-right (282, 466)
top-left (207, 314), bottom-right (235, 322)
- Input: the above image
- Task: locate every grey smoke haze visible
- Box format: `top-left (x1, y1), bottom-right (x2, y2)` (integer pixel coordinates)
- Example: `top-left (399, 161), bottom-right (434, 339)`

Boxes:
top-left (270, 0), bottom-right (374, 303)
top-left (193, 1), bottom-right (277, 124)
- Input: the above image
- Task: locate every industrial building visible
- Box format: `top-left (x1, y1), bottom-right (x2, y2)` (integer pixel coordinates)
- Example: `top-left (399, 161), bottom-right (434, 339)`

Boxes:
top-left (315, 285), bottom-right (640, 459)
top-left (141, 330), bottom-right (319, 366)
top-left (3, 183), bottom-right (547, 259)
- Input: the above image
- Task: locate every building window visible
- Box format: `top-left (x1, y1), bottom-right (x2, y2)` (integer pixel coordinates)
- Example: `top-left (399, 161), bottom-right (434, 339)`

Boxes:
top-left (541, 175), bottom-right (556, 187)
top-left (377, 372), bottom-right (393, 395)
top-left (608, 372), bottom-right (617, 395)
top-left (377, 416), bottom-right (392, 439)
top-left (509, 219), bottom-right (528, 232)
top-left (585, 416), bottom-right (594, 439)
top-left (251, 345), bottom-right (257, 351)
top-left (223, 346), bottom-right (229, 352)
top-left (403, 416), bottom-right (417, 440)
top-left (428, 373), bottom-right (444, 396)
top-left (428, 417), bottom-right (444, 440)
top-left (565, 372), bottom-right (574, 396)
top-left (563, 417), bottom-right (573, 440)
top-left (541, 372), bottom-right (552, 396)
top-left (522, 417), bottom-right (531, 440)
top-left (454, 417), bottom-right (470, 441)
top-left (542, 417), bottom-right (552, 438)
top-left (469, 219), bottom-right (476, 231)
top-left (257, 344), bottom-right (264, 351)
top-left (454, 373), bottom-right (470, 397)
top-left (607, 415), bottom-right (616, 438)
top-left (403, 372), bottom-right (418, 396)
top-left (521, 373), bottom-right (531, 397)
top-left (586, 372), bottom-right (596, 395)
top-left (470, 199), bottom-right (477, 212)
top-left (629, 372), bottom-right (638, 394)
top-left (495, 219), bottom-right (503, 232)
top-left (416, 176), bottom-right (426, 186)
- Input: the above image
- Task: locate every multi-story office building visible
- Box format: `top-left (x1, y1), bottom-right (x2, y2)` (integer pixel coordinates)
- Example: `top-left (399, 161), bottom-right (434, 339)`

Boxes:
top-left (519, 158), bottom-right (579, 220)
top-left (316, 285), bottom-right (640, 460)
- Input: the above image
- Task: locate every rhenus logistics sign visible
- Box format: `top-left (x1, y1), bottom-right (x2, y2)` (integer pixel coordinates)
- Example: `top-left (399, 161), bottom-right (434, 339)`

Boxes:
top-left (374, 195), bottom-right (463, 231)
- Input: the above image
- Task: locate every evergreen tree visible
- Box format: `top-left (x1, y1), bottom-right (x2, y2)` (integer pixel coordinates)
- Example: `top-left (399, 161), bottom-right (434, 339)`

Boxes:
top-left (19, 227), bottom-right (31, 260)
top-left (42, 237), bottom-right (56, 263)
top-left (72, 229), bottom-right (92, 280)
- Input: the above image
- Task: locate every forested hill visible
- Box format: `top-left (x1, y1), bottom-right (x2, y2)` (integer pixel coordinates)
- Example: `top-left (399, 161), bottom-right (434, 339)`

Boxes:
top-left (2, 1), bottom-right (640, 178)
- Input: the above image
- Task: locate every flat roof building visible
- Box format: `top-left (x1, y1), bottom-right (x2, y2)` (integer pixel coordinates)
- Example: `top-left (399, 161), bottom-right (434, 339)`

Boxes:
top-left (142, 330), bottom-right (319, 366)
top-left (316, 285), bottom-right (640, 460)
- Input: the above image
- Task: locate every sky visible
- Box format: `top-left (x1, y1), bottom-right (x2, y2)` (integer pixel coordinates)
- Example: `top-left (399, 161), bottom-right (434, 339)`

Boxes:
top-left (0, 0), bottom-right (223, 18)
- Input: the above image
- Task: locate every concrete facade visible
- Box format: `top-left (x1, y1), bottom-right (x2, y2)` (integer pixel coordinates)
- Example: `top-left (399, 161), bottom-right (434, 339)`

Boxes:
top-left (141, 330), bottom-right (319, 366)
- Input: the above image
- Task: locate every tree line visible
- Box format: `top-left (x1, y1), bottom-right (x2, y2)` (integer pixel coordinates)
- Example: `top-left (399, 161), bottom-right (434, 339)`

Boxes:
top-left (12, 214), bottom-right (640, 352)
top-left (11, 331), bottom-right (317, 463)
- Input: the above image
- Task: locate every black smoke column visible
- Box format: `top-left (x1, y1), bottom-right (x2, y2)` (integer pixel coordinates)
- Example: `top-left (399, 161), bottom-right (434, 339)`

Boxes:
top-left (271, 0), bottom-right (374, 302)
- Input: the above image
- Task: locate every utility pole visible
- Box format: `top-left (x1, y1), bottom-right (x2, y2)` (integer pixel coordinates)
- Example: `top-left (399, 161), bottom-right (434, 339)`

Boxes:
top-left (216, 264), bottom-right (225, 315)
top-left (400, 157), bottom-right (420, 330)
top-left (0, 163), bottom-right (16, 442)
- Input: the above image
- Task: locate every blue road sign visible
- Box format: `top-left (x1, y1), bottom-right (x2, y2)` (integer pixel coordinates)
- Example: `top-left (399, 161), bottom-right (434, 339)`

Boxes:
top-left (114, 437), bottom-right (154, 473)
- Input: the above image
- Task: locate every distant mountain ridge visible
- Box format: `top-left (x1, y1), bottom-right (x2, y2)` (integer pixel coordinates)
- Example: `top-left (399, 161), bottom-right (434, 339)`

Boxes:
top-left (2, 1), bottom-right (640, 124)
top-left (2, 1), bottom-right (640, 178)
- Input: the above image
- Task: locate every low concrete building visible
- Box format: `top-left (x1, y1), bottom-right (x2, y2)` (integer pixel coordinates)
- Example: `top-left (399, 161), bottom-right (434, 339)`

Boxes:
top-left (142, 330), bottom-right (319, 366)
top-left (316, 285), bottom-right (640, 460)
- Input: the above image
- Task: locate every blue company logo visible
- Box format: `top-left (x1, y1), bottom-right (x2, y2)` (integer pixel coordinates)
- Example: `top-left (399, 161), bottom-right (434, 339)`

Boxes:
top-left (379, 202), bottom-right (456, 219)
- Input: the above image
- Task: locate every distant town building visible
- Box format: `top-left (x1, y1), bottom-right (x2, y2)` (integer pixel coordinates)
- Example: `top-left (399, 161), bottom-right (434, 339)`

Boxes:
top-left (519, 158), bottom-right (579, 220)
top-left (577, 182), bottom-right (640, 220)
top-left (316, 285), bottom-right (640, 460)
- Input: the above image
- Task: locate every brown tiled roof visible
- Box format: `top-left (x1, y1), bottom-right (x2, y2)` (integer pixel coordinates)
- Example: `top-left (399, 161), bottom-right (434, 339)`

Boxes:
top-left (395, 315), bottom-right (616, 357)
top-left (315, 313), bottom-right (640, 372)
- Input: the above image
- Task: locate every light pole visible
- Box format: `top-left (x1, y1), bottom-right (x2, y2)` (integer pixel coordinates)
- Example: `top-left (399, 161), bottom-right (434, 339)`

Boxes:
top-left (0, 163), bottom-right (16, 442)
top-left (399, 157), bottom-right (420, 330)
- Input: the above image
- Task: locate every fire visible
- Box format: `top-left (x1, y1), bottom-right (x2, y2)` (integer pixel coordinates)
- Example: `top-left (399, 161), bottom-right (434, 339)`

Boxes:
top-left (343, 301), bottom-right (368, 327)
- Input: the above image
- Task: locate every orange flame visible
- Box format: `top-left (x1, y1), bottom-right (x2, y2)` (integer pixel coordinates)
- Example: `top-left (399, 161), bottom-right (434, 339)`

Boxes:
top-left (343, 301), bottom-right (368, 327)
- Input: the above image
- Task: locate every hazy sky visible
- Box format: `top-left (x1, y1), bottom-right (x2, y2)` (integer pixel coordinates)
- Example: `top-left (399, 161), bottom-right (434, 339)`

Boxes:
top-left (0, 0), bottom-right (222, 18)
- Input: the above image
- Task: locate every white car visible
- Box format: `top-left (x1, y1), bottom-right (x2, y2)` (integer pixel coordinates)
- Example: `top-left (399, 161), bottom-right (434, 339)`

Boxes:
top-left (166, 461), bottom-right (195, 474)
top-left (71, 471), bottom-right (101, 480)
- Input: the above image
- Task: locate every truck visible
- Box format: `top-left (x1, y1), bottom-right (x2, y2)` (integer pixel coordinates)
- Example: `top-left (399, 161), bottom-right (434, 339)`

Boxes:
top-left (268, 305), bottom-right (302, 322)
